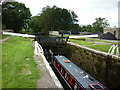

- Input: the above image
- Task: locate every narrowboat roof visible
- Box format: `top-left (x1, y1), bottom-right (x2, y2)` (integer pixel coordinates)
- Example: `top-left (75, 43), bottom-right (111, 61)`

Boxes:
top-left (54, 55), bottom-right (106, 89)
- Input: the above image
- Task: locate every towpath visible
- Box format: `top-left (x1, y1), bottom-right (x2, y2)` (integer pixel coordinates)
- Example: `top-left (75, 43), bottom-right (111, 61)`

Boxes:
top-left (34, 55), bottom-right (60, 88)
top-left (0, 36), bottom-right (13, 43)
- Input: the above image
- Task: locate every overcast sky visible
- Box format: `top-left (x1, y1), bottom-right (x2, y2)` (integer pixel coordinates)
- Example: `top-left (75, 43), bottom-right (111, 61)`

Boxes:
top-left (15, 0), bottom-right (119, 27)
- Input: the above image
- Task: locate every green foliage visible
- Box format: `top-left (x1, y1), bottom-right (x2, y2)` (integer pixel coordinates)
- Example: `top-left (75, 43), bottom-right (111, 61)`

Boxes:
top-left (70, 24), bottom-right (80, 31)
top-left (2, 1), bottom-right (31, 33)
top-left (80, 25), bottom-right (92, 32)
top-left (19, 29), bottom-right (26, 34)
top-left (2, 36), bottom-right (40, 88)
top-left (29, 6), bottom-right (78, 35)
top-left (79, 17), bottom-right (109, 33)
top-left (70, 10), bottom-right (78, 23)
top-left (2, 24), bottom-right (6, 30)
top-left (92, 17), bottom-right (109, 33)
top-left (29, 16), bottom-right (41, 35)
top-left (50, 7), bottom-right (72, 30)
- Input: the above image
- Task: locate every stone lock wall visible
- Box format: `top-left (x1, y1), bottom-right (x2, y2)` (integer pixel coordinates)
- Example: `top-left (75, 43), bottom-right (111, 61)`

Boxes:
top-left (65, 42), bottom-right (120, 88)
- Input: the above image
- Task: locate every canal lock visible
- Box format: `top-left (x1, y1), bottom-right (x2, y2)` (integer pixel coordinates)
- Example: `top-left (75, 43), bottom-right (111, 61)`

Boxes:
top-left (35, 36), bottom-right (120, 89)
top-left (36, 36), bottom-right (71, 89)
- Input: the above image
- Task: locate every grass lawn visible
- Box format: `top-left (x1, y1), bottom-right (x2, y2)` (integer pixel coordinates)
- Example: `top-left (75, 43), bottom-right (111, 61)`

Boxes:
top-left (69, 39), bottom-right (120, 53)
top-left (87, 44), bottom-right (111, 52)
top-left (0, 35), bottom-right (11, 39)
top-left (69, 39), bottom-right (94, 46)
top-left (73, 38), bottom-right (120, 44)
top-left (2, 36), bottom-right (40, 88)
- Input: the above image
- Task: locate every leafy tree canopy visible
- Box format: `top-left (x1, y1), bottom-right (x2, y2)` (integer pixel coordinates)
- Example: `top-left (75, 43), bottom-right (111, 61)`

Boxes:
top-left (79, 17), bottom-right (110, 33)
top-left (2, 1), bottom-right (31, 33)
top-left (92, 17), bottom-right (110, 33)
top-left (29, 5), bottom-right (78, 35)
top-left (28, 16), bottom-right (41, 34)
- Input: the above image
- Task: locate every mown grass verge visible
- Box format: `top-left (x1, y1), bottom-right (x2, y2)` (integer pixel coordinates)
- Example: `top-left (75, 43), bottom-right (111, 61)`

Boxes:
top-left (87, 44), bottom-right (111, 52)
top-left (2, 36), bottom-right (40, 88)
top-left (72, 38), bottom-right (120, 44)
top-left (69, 39), bottom-right (94, 46)
top-left (0, 35), bottom-right (11, 39)
top-left (69, 39), bottom-right (120, 53)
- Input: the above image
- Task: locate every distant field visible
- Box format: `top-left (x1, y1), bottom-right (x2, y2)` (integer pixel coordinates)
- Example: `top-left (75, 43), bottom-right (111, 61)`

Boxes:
top-left (69, 38), bottom-right (120, 53)
top-left (2, 36), bottom-right (40, 88)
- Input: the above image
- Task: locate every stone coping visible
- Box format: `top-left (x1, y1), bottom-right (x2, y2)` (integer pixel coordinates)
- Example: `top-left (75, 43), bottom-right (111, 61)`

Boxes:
top-left (67, 42), bottom-right (120, 60)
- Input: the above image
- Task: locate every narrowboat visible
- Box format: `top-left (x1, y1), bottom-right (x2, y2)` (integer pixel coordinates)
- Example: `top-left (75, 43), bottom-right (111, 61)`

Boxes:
top-left (52, 55), bottom-right (108, 90)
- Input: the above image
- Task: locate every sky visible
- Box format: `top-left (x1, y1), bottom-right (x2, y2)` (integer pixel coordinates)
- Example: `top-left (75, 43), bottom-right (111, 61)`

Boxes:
top-left (12, 0), bottom-right (119, 27)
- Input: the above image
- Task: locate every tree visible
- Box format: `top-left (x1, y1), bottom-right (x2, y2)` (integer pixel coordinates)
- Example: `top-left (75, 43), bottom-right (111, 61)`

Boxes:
top-left (92, 17), bottom-right (109, 33)
top-left (28, 16), bottom-right (41, 34)
top-left (69, 10), bottom-right (78, 24)
top-left (29, 6), bottom-right (78, 36)
top-left (40, 6), bottom-right (73, 31)
top-left (70, 24), bottom-right (80, 30)
top-left (2, 1), bottom-right (31, 33)
top-left (38, 6), bottom-right (52, 35)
